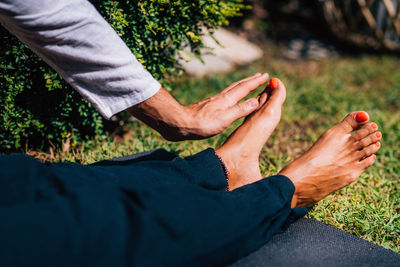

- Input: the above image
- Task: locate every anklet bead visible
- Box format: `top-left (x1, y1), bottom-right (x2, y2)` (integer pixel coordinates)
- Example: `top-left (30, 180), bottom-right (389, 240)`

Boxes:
top-left (215, 153), bottom-right (230, 191)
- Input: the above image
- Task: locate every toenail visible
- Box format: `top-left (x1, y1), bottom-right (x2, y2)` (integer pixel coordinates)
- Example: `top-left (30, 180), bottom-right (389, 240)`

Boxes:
top-left (375, 142), bottom-right (380, 147)
top-left (371, 123), bottom-right (378, 130)
top-left (355, 112), bottom-right (369, 123)
top-left (376, 132), bottom-right (382, 138)
top-left (270, 78), bottom-right (279, 89)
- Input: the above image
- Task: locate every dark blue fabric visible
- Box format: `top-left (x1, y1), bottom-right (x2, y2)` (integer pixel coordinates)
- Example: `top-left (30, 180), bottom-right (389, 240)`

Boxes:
top-left (0, 149), bottom-right (305, 266)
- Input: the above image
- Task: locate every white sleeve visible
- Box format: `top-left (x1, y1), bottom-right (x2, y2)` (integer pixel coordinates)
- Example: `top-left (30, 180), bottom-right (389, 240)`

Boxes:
top-left (0, 0), bottom-right (161, 119)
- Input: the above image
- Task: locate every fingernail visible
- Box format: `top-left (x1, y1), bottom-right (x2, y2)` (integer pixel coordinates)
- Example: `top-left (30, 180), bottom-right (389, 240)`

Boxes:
top-left (371, 123), bottom-right (378, 130)
top-left (376, 132), bottom-right (381, 138)
top-left (270, 78), bottom-right (279, 89)
top-left (255, 73), bottom-right (261, 77)
top-left (247, 98), bottom-right (258, 108)
top-left (355, 111), bottom-right (369, 123)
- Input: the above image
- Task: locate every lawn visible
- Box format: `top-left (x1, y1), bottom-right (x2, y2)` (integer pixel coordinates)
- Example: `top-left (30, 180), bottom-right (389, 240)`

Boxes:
top-left (28, 48), bottom-right (400, 253)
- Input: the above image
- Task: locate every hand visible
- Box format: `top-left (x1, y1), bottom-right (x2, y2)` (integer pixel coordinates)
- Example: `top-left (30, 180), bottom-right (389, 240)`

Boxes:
top-left (183, 73), bottom-right (270, 139)
top-left (127, 73), bottom-right (269, 141)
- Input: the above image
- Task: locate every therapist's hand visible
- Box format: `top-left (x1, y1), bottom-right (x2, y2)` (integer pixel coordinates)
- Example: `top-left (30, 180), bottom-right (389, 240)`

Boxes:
top-left (127, 73), bottom-right (269, 141)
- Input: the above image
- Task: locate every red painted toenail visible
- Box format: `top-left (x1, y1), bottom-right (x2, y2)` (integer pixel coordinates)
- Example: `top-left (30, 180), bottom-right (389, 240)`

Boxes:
top-left (355, 112), bottom-right (369, 123)
top-left (270, 78), bottom-right (279, 89)
top-left (375, 142), bottom-right (380, 147)
top-left (371, 123), bottom-right (378, 130)
top-left (376, 132), bottom-right (382, 138)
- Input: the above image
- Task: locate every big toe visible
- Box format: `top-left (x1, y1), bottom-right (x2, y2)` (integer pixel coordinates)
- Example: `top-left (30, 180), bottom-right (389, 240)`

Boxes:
top-left (268, 77), bottom-right (287, 104)
top-left (258, 78), bottom-right (286, 111)
top-left (336, 111), bottom-right (370, 133)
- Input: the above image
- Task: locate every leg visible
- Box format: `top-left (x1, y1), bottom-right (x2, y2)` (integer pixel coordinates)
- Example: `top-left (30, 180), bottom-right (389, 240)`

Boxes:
top-left (0, 151), bottom-right (303, 266)
top-left (0, 80), bottom-right (382, 266)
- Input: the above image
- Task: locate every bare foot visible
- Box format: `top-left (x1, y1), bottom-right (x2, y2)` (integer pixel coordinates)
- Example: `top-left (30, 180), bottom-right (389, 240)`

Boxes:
top-left (279, 111), bottom-right (382, 208)
top-left (216, 78), bottom-right (286, 190)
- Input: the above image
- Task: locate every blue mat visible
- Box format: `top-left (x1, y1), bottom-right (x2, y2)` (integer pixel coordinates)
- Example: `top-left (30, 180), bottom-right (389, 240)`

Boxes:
top-left (231, 218), bottom-right (400, 267)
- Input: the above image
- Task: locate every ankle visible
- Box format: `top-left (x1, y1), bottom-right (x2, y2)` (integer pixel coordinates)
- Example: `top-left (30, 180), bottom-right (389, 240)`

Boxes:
top-left (215, 148), bottom-right (260, 190)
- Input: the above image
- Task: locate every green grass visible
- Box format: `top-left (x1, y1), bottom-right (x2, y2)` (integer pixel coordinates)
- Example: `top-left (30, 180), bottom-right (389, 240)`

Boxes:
top-left (28, 51), bottom-right (400, 253)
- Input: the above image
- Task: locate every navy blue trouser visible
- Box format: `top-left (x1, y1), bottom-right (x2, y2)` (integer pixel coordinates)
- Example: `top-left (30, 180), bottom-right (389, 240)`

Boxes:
top-left (0, 148), bottom-right (306, 266)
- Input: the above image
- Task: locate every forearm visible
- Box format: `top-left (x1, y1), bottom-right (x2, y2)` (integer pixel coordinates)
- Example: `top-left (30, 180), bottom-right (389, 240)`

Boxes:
top-left (127, 87), bottom-right (195, 141)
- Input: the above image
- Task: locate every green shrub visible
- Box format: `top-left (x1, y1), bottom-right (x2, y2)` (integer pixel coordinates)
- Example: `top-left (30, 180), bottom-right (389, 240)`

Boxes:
top-left (0, 0), bottom-right (247, 152)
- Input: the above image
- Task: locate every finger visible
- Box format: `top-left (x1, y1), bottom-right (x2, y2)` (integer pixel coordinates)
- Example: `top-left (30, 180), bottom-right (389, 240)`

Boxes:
top-left (225, 73), bottom-right (269, 105)
top-left (223, 73), bottom-right (262, 92)
top-left (222, 98), bottom-right (259, 123)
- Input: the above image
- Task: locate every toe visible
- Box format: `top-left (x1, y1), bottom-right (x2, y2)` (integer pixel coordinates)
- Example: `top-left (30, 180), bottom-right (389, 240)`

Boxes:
top-left (359, 154), bottom-right (377, 169)
top-left (265, 77), bottom-right (287, 105)
top-left (352, 122), bottom-right (379, 141)
top-left (360, 142), bottom-right (381, 158)
top-left (256, 92), bottom-right (268, 110)
top-left (356, 131), bottom-right (382, 149)
top-left (255, 79), bottom-right (286, 118)
top-left (337, 111), bottom-right (370, 133)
